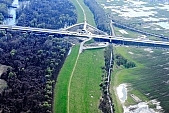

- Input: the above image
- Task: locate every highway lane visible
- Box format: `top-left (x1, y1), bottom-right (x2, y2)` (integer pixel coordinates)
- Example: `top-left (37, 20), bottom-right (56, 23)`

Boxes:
top-left (1, 25), bottom-right (169, 47)
top-left (79, 37), bottom-right (92, 53)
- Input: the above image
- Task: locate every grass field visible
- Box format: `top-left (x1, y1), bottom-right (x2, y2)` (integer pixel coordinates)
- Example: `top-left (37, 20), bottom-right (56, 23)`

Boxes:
top-left (70, 0), bottom-right (96, 27)
top-left (53, 45), bottom-right (79, 113)
top-left (111, 46), bottom-right (169, 112)
top-left (114, 26), bottom-right (141, 38)
top-left (70, 0), bottom-right (84, 23)
top-left (114, 26), bottom-right (161, 41)
top-left (69, 49), bottom-right (104, 113)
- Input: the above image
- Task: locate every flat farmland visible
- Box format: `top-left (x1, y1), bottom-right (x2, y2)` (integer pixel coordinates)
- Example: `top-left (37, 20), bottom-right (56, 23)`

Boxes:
top-left (112, 46), bottom-right (169, 112)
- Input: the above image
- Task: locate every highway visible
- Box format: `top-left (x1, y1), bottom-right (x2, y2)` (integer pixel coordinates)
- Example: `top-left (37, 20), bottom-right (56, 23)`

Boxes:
top-left (1, 8), bottom-right (169, 113)
top-left (79, 37), bottom-right (92, 53)
top-left (1, 25), bottom-right (169, 47)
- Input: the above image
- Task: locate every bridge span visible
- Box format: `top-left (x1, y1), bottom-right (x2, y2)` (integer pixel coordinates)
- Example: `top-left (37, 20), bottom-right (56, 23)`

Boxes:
top-left (1, 25), bottom-right (169, 47)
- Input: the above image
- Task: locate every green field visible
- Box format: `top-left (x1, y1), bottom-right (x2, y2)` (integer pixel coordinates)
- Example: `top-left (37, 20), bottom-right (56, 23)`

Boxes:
top-left (114, 26), bottom-right (141, 38)
top-left (69, 49), bottom-right (104, 113)
top-left (70, 0), bottom-right (84, 23)
top-left (114, 26), bottom-right (160, 40)
top-left (53, 45), bottom-right (79, 113)
top-left (111, 46), bottom-right (169, 112)
top-left (70, 0), bottom-right (96, 27)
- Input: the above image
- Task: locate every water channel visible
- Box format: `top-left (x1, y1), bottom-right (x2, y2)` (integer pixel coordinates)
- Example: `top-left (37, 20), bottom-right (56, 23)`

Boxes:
top-left (3, 0), bottom-right (19, 25)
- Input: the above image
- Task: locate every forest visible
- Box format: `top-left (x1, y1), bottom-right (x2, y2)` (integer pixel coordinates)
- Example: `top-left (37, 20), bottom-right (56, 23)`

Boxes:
top-left (0, 0), bottom-right (78, 112)
top-left (16, 0), bottom-right (77, 29)
top-left (0, 30), bottom-right (71, 113)
top-left (84, 0), bottom-right (110, 34)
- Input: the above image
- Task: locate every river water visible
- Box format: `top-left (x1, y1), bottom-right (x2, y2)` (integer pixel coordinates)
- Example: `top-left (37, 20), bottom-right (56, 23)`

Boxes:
top-left (3, 0), bottom-right (19, 25)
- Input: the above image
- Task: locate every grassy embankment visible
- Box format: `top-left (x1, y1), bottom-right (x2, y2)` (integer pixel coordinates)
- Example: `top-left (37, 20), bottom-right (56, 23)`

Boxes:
top-left (67, 1), bottom-right (103, 113)
top-left (53, 45), bottom-right (79, 113)
top-left (70, 0), bottom-right (96, 27)
top-left (54, 0), bottom-right (99, 112)
top-left (111, 46), bottom-right (169, 112)
top-left (54, 47), bottom-right (104, 113)
top-left (69, 49), bottom-right (104, 113)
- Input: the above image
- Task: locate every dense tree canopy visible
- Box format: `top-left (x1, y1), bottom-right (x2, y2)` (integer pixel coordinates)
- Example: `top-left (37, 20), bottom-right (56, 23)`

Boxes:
top-left (84, 0), bottom-right (110, 34)
top-left (0, 0), bottom-right (77, 112)
top-left (16, 0), bottom-right (77, 29)
top-left (0, 30), bottom-right (71, 113)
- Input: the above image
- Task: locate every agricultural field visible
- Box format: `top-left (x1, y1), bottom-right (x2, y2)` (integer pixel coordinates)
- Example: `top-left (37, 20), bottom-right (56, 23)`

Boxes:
top-left (96, 0), bottom-right (169, 39)
top-left (69, 49), bottom-right (104, 113)
top-left (111, 46), bottom-right (169, 113)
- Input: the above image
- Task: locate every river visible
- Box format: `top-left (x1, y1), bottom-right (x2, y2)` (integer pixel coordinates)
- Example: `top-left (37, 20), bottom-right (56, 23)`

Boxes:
top-left (3, 0), bottom-right (19, 25)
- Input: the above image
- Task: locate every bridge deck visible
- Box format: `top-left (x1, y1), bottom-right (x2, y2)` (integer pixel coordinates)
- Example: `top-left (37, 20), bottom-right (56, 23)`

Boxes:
top-left (1, 25), bottom-right (169, 47)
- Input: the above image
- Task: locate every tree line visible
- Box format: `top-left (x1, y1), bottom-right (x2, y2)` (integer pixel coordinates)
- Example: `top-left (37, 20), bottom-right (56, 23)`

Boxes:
top-left (84, 0), bottom-right (110, 34)
top-left (16, 0), bottom-right (77, 29)
top-left (99, 45), bottom-right (115, 113)
top-left (115, 54), bottom-right (136, 68)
